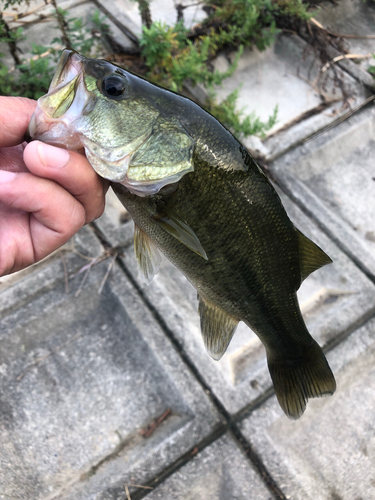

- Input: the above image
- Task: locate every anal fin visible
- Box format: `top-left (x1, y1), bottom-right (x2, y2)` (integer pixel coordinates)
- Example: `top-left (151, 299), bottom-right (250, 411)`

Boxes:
top-left (297, 229), bottom-right (332, 282)
top-left (198, 295), bottom-right (239, 360)
top-left (267, 340), bottom-right (336, 419)
top-left (134, 224), bottom-right (162, 284)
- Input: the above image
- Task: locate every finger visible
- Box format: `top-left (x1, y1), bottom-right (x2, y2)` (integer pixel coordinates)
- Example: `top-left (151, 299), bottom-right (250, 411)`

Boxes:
top-left (0, 97), bottom-right (37, 148)
top-left (0, 144), bottom-right (29, 173)
top-left (0, 203), bottom-right (33, 276)
top-left (24, 141), bottom-right (108, 224)
top-left (0, 170), bottom-right (86, 263)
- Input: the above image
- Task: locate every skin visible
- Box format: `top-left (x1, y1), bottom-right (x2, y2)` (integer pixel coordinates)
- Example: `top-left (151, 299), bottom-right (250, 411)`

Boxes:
top-left (0, 96), bottom-right (108, 277)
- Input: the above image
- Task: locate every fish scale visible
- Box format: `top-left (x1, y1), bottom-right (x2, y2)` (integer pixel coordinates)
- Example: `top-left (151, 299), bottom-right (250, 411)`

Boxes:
top-left (28, 49), bottom-right (336, 419)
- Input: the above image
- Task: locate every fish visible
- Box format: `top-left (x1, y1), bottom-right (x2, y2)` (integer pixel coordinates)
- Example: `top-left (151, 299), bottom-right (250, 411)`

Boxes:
top-left (28, 49), bottom-right (336, 419)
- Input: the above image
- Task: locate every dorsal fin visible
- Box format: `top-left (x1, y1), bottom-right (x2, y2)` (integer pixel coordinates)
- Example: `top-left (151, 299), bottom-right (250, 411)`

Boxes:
top-left (134, 224), bottom-right (162, 284)
top-left (157, 207), bottom-right (208, 260)
top-left (297, 229), bottom-right (332, 283)
top-left (198, 295), bottom-right (239, 360)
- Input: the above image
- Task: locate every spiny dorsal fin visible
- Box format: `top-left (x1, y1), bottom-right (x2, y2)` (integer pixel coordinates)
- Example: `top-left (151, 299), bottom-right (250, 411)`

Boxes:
top-left (157, 207), bottom-right (208, 260)
top-left (134, 224), bottom-right (162, 284)
top-left (198, 295), bottom-right (239, 360)
top-left (267, 340), bottom-right (336, 419)
top-left (297, 229), bottom-right (332, 282)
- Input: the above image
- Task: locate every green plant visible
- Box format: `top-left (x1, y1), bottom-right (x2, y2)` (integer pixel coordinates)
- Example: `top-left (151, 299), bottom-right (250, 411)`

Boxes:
top-left (140, 22), bottom-right (241, 90)
top-left (139, 20), bottom-right (278, 138)
top-left (204, 0), bottom-right (313, 52)
top-left (206, 89), bottom-right (278, 138)
top-left (2, 0), bottom-right (29, 7)
top-left (0, 6), bottom-right (109, 99)
top-left (1, 0), bottom-right (284, 138)
top-left (0, 44), bottom-right (56, 99)
top-left (369, 54), bottom-right (375, 76)
top-left (52, 8), bottom-right (109, 56)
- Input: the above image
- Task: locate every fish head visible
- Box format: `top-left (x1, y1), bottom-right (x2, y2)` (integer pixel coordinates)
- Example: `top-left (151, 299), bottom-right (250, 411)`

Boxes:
top-left (28, 50), bottom-right (194, 196)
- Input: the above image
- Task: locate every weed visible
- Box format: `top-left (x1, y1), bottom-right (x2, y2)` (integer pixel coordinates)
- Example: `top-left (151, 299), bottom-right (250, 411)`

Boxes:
top-left (206, 89), bottom-right (278, 138)
top-left (0, 6), bottom-right (108, 99)
top-left (0, 0), bottom-right (297, 137)
top-left (369, 54), bottom-right (375, 76)
top-left (139, 19), bottom-right (278, 138)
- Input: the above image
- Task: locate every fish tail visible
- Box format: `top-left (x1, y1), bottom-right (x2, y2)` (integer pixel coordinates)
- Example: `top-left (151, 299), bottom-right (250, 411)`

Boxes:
top-left (267, 340), bottom-right (336, 419)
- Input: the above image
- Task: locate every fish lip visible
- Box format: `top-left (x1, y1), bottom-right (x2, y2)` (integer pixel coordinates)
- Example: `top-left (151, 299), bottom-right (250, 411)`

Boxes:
top-left (27, 51), bottom-right (90, 148)
top-left (49, 50), bottom-right (84, 92)
top-left (36, 50), bottom-right (86, 122)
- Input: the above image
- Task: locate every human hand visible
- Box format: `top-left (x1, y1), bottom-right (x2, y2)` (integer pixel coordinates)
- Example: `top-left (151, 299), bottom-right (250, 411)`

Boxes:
top-left (0, 96), bottom-right (108, 277)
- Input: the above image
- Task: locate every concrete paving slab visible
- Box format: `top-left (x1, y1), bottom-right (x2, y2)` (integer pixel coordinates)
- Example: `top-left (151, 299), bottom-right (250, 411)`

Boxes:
top-left (1, 0), bottom-right (78, 23)
top-left (143, 433), bottom-right (272, 500)
top-left (213, 33), bottom-right (366, 138)
top-left (95, 189), bottom-right (135, 251)
top-left (90, 2), bottom-right (369, 159)
top-left (95, 0), bottom-right (207, 38)
top-left (0, 225), bottom-right (102, 318)
top-left (270, 104), bottom-right (375, 279)
top-left (0, 0), bottom-right (134, 65)
top-left (96, 184), bottom-right (375, 416)
top-left (0, 252), bottom-right (221, 499)
top-left (314, 0), bottom-right (375, 75)
top-left (239, 314), bottom-right (375, 500)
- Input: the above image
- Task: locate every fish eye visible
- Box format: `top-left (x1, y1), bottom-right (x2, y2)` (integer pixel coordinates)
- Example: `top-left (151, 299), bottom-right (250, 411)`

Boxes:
top-left (100, 74), bottom-right (129, 99)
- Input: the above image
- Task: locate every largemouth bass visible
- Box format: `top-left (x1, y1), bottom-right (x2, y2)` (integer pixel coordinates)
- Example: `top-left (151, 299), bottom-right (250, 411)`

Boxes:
top-left (28, 50), bottom-right (336, 419)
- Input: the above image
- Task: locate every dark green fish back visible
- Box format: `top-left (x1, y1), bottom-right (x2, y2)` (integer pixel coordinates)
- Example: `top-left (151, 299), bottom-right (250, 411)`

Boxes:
top-left (28, 50), bottom-right (336, 418)
top-left (53, 55), bottom-right (336, 419)
top-left (112, 116), bottom-right (336, 419)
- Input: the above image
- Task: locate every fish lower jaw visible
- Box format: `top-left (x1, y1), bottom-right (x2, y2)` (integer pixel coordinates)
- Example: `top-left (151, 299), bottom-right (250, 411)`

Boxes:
top-left (27, 107), bottom-right (84, 150)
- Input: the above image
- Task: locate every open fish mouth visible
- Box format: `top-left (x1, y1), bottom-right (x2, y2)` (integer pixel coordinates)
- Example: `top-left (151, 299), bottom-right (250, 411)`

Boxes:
top-left (27, 51), bottom-right (90, 150)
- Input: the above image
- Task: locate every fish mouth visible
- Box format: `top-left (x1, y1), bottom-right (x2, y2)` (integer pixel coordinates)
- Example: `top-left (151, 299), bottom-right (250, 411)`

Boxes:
top-left (27, 50), bottom-right (91, 149)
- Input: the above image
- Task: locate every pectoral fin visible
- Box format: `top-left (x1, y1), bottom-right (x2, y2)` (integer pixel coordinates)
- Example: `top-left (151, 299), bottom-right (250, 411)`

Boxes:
top-left (134, 224), bottom-right (162, 284)
top-left (297, 229), bottom-right (332, 283)
top-left (198, 295), bottom-right (239, 360)
top-left (157, 207), bottom-right (208, 260)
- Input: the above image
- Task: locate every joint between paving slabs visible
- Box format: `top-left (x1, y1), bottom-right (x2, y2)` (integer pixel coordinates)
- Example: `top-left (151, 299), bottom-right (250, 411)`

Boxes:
top-left (123, 423), bottom-right (286, 500)
top-left (88, 232), bottom-right (284, 499)
top-left (86, 187), bottom-right (374, 498)
top-left (91, 0), bottom-right (139, 45)
top-left (271, 178), bottom-right (375, 287)
top-left (265, 95), bottom-right (375, 164)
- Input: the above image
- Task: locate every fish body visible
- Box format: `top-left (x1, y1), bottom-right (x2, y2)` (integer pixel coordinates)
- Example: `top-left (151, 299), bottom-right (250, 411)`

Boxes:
top-left (28, 50), bottom-right (336, 418)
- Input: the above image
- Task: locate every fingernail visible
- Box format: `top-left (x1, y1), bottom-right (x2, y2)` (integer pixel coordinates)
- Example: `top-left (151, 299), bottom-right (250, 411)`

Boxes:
top-left (0, 171), bottom-right (17, 184)
top-left (37, 142), bottom-right (70, 168)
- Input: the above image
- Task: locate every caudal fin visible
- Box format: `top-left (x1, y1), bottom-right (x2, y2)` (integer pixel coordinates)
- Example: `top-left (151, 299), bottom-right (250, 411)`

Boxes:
top-left (267, 341), bottom-right (336, 419)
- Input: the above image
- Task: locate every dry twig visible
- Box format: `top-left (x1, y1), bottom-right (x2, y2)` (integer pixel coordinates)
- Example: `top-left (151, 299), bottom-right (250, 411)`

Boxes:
top-left (310, 17), bottom-right (375, 39)
top-left (7, 44), bottom-right (63, 73)
top-left (139, 409), bottom-right (172, 438)
top-left (98, 253), bottom-right (117, 294)
top-left (2, 0), bottom-right (53, 22)
top-left (60, 252), bottom-right (69, 294)
top-left (125, 484), bottom-right (153, 490)
top-left (321, 53), bottom-right (372, 73)
top-left (71, 247), bottom-right (124, 297)
top-left (124, 485), bottom-right (131, 500)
